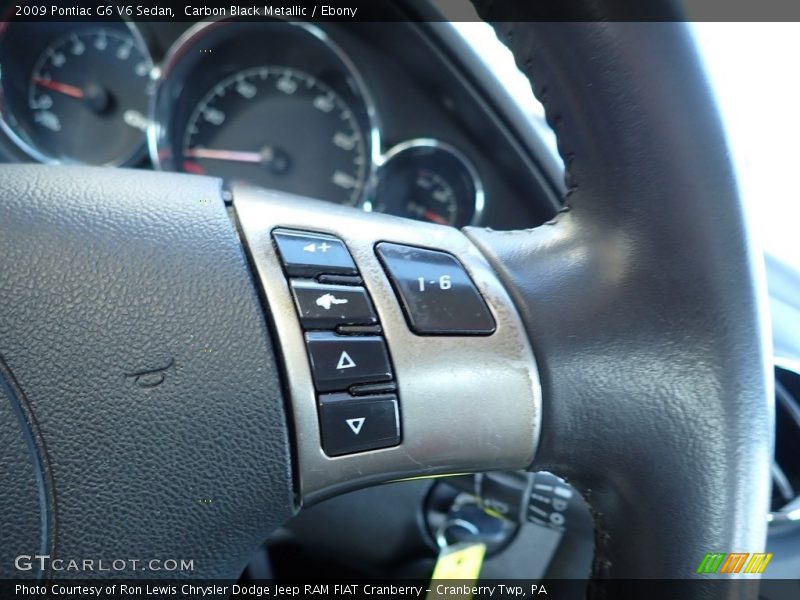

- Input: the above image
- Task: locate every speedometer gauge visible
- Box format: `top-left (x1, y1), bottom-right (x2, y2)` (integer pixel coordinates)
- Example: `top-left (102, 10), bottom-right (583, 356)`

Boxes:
top-left (180, 67), bottom-right (368, 205)
top-left (152, 20), bottom-right (378, 206)
top-left (0, 23), bottom-right (152, 165)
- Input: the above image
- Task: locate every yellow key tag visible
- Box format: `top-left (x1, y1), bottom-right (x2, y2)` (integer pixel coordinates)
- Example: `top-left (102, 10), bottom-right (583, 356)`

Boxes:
top-left (427, 542), bottom-right (486, 600)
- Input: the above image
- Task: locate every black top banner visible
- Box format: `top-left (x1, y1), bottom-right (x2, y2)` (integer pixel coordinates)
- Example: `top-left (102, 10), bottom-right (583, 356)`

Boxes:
top-left (3, 0), bottom-right (800, 23)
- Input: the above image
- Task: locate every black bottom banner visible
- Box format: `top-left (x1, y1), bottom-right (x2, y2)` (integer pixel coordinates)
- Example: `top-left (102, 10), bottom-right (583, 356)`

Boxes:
top-left (2, 579), bottom-right (799, 600)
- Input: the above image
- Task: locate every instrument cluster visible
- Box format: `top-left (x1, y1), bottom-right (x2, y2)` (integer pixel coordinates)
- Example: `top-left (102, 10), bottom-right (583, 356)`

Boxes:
top-left (0, 19), bottom-right (484, 227)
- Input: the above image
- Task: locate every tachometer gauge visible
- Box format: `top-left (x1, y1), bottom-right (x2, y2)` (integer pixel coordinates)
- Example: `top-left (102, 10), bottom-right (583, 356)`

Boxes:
top-left (370, 140), bottom-right (483, 227)
top-left (0, 24), bottom-right (153, 165)
top-left (153, 20), bottom-right (378, 206)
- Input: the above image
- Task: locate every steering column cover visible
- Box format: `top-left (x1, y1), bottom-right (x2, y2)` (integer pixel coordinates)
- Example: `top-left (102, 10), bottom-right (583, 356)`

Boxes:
top-left (466, 13), bottom-right (772, 580)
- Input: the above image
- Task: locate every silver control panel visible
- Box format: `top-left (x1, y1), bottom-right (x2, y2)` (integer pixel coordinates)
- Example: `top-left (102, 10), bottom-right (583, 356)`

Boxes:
top-left (234, 187), bottom-right (542, 505)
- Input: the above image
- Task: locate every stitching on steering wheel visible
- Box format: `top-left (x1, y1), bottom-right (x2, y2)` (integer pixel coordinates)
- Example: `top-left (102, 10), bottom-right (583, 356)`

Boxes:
top-left (468, 12), bottom-right (614, 585)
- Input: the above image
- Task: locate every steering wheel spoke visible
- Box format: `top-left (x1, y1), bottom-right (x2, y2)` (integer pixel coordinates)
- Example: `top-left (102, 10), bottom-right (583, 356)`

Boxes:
top-left (234, 187), bottom-right (542, 504)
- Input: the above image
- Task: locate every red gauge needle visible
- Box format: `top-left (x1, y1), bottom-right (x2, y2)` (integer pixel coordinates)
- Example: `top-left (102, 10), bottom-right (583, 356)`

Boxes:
top-left (184, 148), bottom-right (265, 163)
top-left (32, 77), bottom-right (84, 99)
top-left (422, 209), bottom-right (449, 225)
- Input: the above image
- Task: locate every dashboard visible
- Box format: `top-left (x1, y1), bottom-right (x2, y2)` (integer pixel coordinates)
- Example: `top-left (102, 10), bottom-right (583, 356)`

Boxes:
top-left (0, 17), bottom-right (560, 229)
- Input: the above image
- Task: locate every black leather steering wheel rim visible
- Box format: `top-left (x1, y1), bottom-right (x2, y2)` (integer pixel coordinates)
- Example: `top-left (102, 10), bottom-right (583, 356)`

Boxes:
top-left (0, 6), bottom-right (772, 596)
top-left (467, 5), bottom-right (773, 584)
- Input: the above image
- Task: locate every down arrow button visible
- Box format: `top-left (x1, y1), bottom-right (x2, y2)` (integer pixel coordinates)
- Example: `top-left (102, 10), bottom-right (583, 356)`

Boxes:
top-left (318, 393), bottom-right (400, 456)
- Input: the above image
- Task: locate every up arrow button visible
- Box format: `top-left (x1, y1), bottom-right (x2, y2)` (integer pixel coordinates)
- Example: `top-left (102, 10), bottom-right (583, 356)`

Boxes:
top-left (336, 351), bottom-right (356, 370)
top-left (305, 332), bottom-right (392, 392)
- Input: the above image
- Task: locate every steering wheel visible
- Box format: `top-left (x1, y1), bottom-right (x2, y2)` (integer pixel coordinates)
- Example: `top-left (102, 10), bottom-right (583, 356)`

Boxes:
top-left (0, 4), bottom-right (772, 596)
